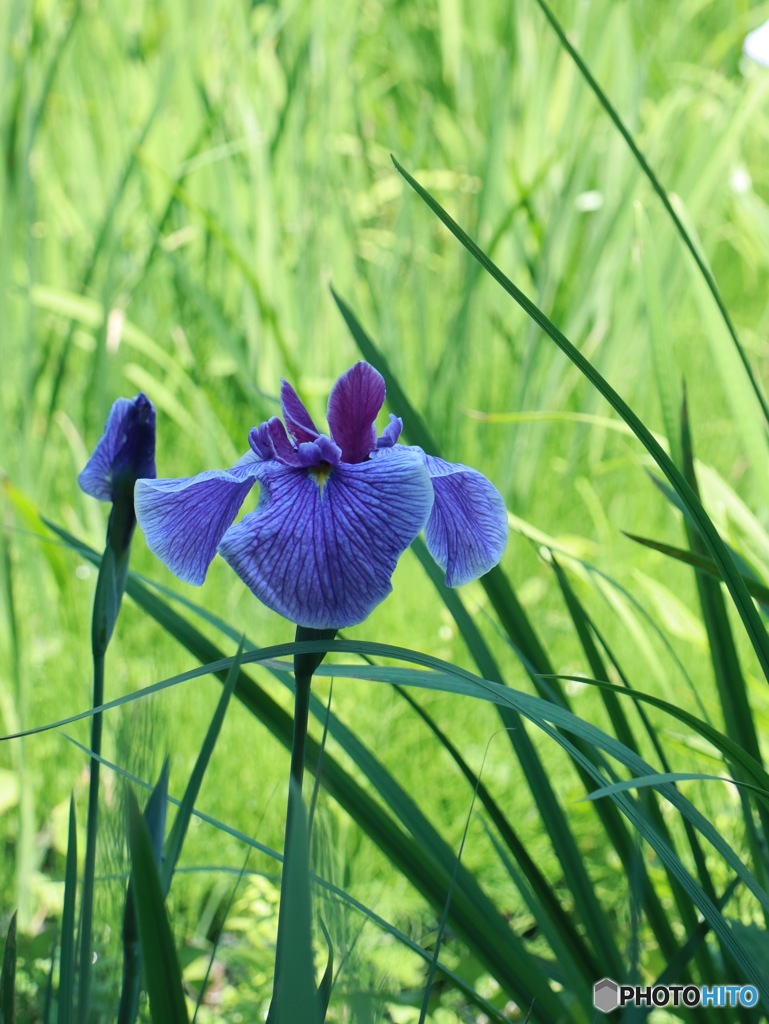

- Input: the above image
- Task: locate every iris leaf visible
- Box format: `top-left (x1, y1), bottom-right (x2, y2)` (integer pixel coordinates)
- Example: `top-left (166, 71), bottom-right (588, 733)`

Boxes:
top-left (0, 911), bottom-right (16, 1024)
top-left (389, 155), bottom-right (769, 687)
top-left (125, 790), bottom-right (190, 1024)
top-left (58, 798), bottom-right (77, 1024)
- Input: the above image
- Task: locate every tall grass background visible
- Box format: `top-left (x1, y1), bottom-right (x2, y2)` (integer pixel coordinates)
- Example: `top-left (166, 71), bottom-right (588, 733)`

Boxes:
top-left (3, 0), bottom-right (769, 1020)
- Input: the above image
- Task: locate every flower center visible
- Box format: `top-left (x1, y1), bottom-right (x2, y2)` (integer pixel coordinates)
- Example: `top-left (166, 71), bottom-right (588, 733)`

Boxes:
top-left (309, 461), bottom-right (335, 490)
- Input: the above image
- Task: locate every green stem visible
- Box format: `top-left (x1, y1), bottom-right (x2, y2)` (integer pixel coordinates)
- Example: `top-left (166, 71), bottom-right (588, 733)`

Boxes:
top-left (77, 650), bottom-right (104, 1024)
top-left (78, 535), bottom-right (129, 1022)
top-left (289, 672), bottom-right (312, 792)
top-left (268, 626), bottom-right (335, 1023)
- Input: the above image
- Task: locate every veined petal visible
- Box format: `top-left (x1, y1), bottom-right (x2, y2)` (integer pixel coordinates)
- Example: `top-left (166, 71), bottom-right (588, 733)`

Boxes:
top-left (421, 453), bottom-right (508, 586)
top-left (327, 362), bottom-right (386, 464)
top-left (377, 446), bottom-right (507, 586)
top-left (219, 454), bottom-right (434, 628)
top-left (281, 380), bottom-right (320, 443)
top-left (134, 453), bottom-right (261, 585)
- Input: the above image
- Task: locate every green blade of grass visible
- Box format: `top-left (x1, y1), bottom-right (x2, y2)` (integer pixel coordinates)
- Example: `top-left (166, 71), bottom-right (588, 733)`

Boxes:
top-left (271, 782), bottom-right (320, 1024)
top-left (530, 0), bottom-right (769, 429)
top-left (161, 639), bottom-right (244, 894)
top-left (0, 912), bottom-right (16, 1024)
top-left (636, 203), bottom-right (682, 467)
top-left (679, 398), bottom-right (764, 767)
top-left (316, 918), bottom-right (334, 1021)
top-left (58, 798), bottom-right (77, 1024)
top-left (679, 396), bottom-right (769, 918)
top-left (118, 761), bottom-right (170, 1024)
top-left (43, 523), bottom-right (567, 1017)
top-left (622, 533), bottom-right (769, 609)
top-left (125, 790), bottom-right (189, 1024)
top-left (550, 557), bottom-right (718, 986)
top-left (390, 155), bottom-right (769, 686)
top-left (395, 684), bottom-right (597, 994)
top-left (66, 740), bottom-right (512, 1024)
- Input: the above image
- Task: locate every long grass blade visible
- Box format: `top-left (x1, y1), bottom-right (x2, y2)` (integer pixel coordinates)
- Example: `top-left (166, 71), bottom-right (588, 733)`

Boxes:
top-left (272, 782), bottom-right (320, 1024)
top-left (0, 911), bottom-right (16, 1024)
top-left (118, 761), bottom-right (170, 1024)
top-left (125, 790), bottom-right (189, 1024)
top-left (58, 798), bottom-right (77, 1024)
top-left (530, 0), bottom-right (769, 428)
top-left (390, 156), bottom-right (769, 685)
top-left (161, 639), bottom-right (244, 894)
top-left (44, 522), bottom-right (567, 1016)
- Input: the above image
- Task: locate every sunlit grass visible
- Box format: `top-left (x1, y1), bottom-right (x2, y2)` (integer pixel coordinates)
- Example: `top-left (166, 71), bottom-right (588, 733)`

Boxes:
top-left (3, 0), bottom-right (769, 1019)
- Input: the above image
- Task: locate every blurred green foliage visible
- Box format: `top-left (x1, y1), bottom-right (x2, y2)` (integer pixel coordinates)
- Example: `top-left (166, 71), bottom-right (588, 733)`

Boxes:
top-left (3, 0), bottom-right (769, 1019)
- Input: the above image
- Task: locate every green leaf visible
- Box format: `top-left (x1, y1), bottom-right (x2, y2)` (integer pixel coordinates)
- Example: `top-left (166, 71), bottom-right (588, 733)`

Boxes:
top-left (162, 641), bottom-right (244, 894)
top-left (42, 521), bottom-right (571, 1018)
top-left (126, 790), bottom-right (190, 1024)
top-left (332, 290), bottom-right (627, 979)
top-left (272, 783), bottom-right (320, 1024)
top-left (316, 918), bottom-right (334, 1020)
top-left (389, 155), bottom-right (769, 687)
top-left (118, 761), bottom-right (170, 1024)
top-left (0, 911), bottom-right (16, 1024)
top-left (530, 0), bottom-right (769, 428)
top-left (623, 533), bottom-right (769, 608)
top-left (58, 798), bottom-right (77, 1024)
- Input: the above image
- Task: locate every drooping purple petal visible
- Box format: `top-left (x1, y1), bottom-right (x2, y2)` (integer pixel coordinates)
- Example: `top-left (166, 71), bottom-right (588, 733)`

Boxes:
top-left (281, 380), bottom-right (320, 444)
top-left (79, 394), bottom-right (156, 502)
top-left (420, 453), bottom-right (508, 586)
top-left (376, 446), bottom-right (507, 586)
top-left (218, 453), bottom-right (434, 628)
top-left (327, 362), bottom-right (386, 464)
top-left (134, 453), bottom-right (261, 585)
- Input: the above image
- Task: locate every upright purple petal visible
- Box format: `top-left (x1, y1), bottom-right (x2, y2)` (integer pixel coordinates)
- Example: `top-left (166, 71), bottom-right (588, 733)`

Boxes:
top-left (266, 417), bottom-right (303, 465)
top-left (421, 453), bottom-right (508, 586)
top-left (377, 414), bottom-right (403, 449)
top-left (327, 362), bottom-right (386, 464)
top-left (219, 454), bottom-right (434, 628)
top-left (134, 453), bottom-right (261, 585)
top-left (281, 380), bottom-right (320, 444)
top-left (79, 394), bottom-right (156, 502)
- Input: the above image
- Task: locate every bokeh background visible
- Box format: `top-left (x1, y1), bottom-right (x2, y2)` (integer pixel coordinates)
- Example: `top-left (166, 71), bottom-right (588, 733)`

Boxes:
top-left (3, 0), bottom-right (769, 1019)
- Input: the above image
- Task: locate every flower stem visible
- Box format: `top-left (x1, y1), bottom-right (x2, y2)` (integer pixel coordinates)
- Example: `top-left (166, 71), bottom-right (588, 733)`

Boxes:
top-left (267, 625), bottom-right (335, 1023)
top-left (78, 538), bottom-right (130, 1022)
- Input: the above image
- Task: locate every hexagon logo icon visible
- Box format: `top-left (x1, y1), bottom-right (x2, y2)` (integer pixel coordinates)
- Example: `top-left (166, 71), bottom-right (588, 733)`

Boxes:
top-left (594, 978), bottom-right (619, 1013)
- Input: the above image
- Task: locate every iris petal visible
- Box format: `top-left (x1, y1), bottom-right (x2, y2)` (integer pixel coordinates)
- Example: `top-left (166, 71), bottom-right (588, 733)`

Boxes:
top-left (134, 453), bottom-right (261, 585)
top-left (327, 362), bottom-right (386, 464)
top-left (421, 453), bottom-right (508, 586)
top-left (219, 453), bottom-right (434, 628)
top-left (377, 447), bottom-right (508, 586)
top-left (281, 380), bottom-right (320, 443)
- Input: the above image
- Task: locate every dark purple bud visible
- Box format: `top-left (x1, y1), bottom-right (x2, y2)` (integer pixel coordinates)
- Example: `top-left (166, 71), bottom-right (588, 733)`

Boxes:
top-left (79, 393), bottom-right (156, 553)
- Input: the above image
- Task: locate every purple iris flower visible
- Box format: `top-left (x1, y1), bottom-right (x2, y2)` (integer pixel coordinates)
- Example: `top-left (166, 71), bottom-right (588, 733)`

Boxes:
top-left (79, 393), bottom-right (156, 553)
top-left (134, 363), bottom-right (507, 629)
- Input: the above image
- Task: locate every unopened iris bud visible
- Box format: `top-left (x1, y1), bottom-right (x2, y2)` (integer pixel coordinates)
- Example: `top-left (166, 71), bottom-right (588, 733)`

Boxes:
top-left (79, 393), bottom-right (156, 555)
